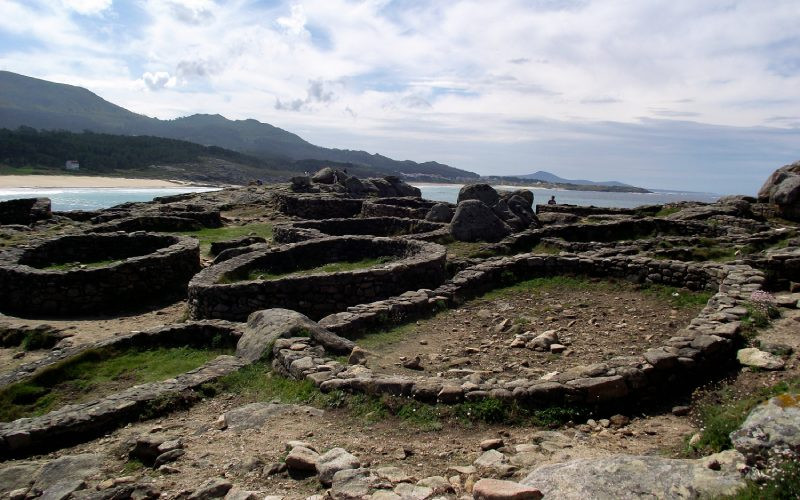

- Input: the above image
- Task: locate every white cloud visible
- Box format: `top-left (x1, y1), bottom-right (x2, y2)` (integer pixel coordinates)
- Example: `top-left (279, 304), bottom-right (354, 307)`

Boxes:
top-left (60, 0), bottom-right (112, 16)
top-left (0, 0), bottom-right (799, 192)
top-left (140, 71), bottom-right (176, 91)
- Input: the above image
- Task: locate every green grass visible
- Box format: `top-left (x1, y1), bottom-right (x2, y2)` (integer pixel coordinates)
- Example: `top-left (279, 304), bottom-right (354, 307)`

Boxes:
top-left (639, 284), bottom-right (713, 309)
top-left (687, 378), bottom-right (800, 455)
top-left (203, 363), bottom-right (332, 405)
top-left (530, 243), bottom-right (562, 254)
top-left (481, 275), bottom-right (607, 301)
top-left (232, 256), bottom-right (396, 282)
top-left (353, 321), bottom-right (420, 350)
top-left (0, 346), bottom-right (230, 422)
top-left (724, 458), bottom-right (800, 499)
top-left (655, 206), bottom-right (681, 217)
top-left (206, 363), bottom-right (588, 430)
top-left (42, 258), bottom-right (124, 270)
top-left (173, 223), bottom-right (273, 256)
top-left (441, 237), bottom-right (499, 259)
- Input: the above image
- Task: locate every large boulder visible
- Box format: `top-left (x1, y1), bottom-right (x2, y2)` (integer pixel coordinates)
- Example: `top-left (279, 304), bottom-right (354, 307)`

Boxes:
top-left (758, 160), bottom-right (800, 220)
top-left (0, 197), bottom-right (52, 225)
top-left (311, 167), bottom-right (336, 184)
top-left (521, 453), bottom-right (745, 499)
top-left (236, 309), bottom-right (355, 362)
top-left (385, 176), bottom-right (421, 197)
top-left (730, 393), bottom-right (800, 463)
top-left (450, 200), bottom-right (512, 242)
top-left (425, 203), bottom-right (454, 223)
top-left (365, 177), bottom-right (421, 197)
top-left (458, 183), bottom-right (500, 206)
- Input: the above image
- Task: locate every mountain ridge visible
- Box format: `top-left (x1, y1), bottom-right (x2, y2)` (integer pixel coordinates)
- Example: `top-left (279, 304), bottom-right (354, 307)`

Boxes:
top-left (0, 71), bottom-right (478, 181)
top-left (519, 170), bottom-right (633, 187)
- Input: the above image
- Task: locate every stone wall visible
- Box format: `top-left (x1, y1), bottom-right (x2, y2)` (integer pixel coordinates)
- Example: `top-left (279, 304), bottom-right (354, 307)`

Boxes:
top-left (0, 320), bottom-right (246, 458)
top-left (0, 233), bottom-right (200, 317)
top-left (535, 204), bottom-right (661, 217)
top-left (273, 217), bottom-right (448, 244)
top-left (274, 193), bottom-right (364, 219)
top-left (489, 218), bottom-right (729, 254)
top-left (360, 197), bottom-right (440, 219)
top-left (272, 253), bottom-right (763, 410)
top-left (0, 198), bottom-right (51, 225)
top-left (188, 236), bottom-right (447, 321)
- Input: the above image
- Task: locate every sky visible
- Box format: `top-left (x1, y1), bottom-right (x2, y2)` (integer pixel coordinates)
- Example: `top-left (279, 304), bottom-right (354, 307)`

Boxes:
top-left (1, 0), bottom-right (799, 194)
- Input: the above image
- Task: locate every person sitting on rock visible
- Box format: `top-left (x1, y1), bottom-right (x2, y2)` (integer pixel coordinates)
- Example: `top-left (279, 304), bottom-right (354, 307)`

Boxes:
top-left (548, 195), bottom-right (557, 205)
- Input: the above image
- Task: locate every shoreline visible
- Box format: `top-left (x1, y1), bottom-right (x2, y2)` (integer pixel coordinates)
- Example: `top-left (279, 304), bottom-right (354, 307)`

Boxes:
top-left (0, 175), bottom-right (209, 189)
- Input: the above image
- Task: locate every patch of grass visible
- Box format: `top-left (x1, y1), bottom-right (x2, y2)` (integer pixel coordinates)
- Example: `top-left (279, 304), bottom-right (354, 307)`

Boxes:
top-left (42, 258), bottom-right (124, 271)
top-left (240, 256), bottom-right (395, 282)
top-left (0, 346), bottom-right (229, 422)
top-left (639, 284), bottom-right (713, 309)
top-left (204, 363), bottom-right (328, 404)
top-left (725, 457), bottom-right (800, 499)
top-left (687, 378), bottom-right (800, 455)
top-left (655, 206), bottom-right (681, 217)
top-left (441, 237), bottom-right (499, 259)
top-left (122, 458), bottom-right (145, 474)
top-left (173, 223), bottom-right (273, 256)
top-left (21, 329), bottom-right (57, 351)
top-left (530, 243), bottom-right (562, 254)
top-left (395, 401), bottom-right (442, 431)
top-left (354, 322), bottom-right (419, 350)
top-left (481, 275), bottom-right (604, 301)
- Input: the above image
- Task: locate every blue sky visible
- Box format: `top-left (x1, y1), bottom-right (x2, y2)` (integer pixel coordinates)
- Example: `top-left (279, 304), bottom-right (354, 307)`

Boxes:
top-left (1, 0), bottom-right (799, 193)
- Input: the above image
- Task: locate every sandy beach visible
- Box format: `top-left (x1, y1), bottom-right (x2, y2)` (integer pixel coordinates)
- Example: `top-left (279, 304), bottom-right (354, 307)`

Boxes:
top-left (0, 175), bottom-right (189, 188)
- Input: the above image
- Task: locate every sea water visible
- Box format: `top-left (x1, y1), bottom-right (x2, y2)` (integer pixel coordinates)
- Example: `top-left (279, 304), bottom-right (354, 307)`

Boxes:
top-left (412, 184), bottom-right (719, 208)
top-left (0, 187), bottom-right (220, 211)
top-left (0, 184), bottom-right (719, 212)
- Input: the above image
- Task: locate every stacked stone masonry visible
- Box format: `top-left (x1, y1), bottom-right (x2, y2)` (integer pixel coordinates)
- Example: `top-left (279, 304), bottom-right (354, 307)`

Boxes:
top-left (273, 217), bottom-right (449, 244)
top-left (188, 236), bottom-right (447, 321)
top-left (274, 193), bottom-right (364, 219)
top-left (0, 232), bottom-right (200, 316)
top-left (268, 252), bottom-right (764, 409)
top-left (360, 197), bottom-right (442, 219)
top-left (0, 321), bottom-right (246, 458)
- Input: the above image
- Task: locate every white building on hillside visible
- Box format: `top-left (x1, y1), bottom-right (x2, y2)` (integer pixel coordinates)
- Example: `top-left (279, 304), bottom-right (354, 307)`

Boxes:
top-left (65, 160), bottom-right (80, 171)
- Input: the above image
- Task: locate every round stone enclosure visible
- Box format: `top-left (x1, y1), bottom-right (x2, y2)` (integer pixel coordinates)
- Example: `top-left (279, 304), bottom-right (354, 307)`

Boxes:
top-left (188, 236), bottom-right (447, 321)
top-left (0, 232), bottom-right (200, 317)
top-left (360, 197), bottom-right (441, 219)
top-left (273, 217), bottom-right (449, 244)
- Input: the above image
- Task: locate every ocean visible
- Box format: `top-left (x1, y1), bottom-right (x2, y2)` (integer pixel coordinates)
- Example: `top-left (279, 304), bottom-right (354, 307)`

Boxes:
top-left (413, 184), bottom-right (720, 208)
top-left (0, 184), bottom-right (719, 212)
top-left (0, 187), bottom-right (220, 212)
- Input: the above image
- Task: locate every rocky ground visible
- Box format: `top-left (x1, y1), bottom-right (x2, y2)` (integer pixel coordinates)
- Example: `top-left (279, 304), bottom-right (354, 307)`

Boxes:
top-left (357, 279), bottom-right (703, 380)
top-left (1, 183), bottom-right (799, 499)
top-left (1, 296), bottom-right (796, 499)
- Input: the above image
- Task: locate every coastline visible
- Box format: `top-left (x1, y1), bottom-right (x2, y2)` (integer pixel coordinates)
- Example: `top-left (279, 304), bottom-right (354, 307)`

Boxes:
top-left (0, 175), bottom-right (198, 189)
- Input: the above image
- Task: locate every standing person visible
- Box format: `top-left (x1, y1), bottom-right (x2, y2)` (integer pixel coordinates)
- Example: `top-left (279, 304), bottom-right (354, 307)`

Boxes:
top-left (548, 195), bottom-right (557, 205)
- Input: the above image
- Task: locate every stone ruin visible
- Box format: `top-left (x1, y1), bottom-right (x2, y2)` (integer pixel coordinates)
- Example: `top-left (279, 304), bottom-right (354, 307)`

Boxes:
top-left (0, 232), bottom-right (200, 317)
top-left (0, 163), bottom-right (799, 499)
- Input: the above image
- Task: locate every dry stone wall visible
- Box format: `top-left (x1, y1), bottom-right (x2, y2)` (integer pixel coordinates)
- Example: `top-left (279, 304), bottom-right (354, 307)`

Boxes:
top-left (0, 232), bottom-right (200, 316)
top-left (273, 217), bottom-right (448, 244)
top-left (0, 320), bottom-right (246, 458)
top-left (275, 253), bottom-right (762, 409)
top-left (274, 193), bottom-right (364, 219)
top-left (360, 197), bottom-right (440, 219)
top-left (188, 236), bottom-right (447, 321)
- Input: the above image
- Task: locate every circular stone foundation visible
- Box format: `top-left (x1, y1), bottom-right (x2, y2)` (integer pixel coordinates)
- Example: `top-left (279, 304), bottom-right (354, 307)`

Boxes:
top-left (0, 232), bottom-right (200, 317)
top-left (188, 236), bottom-right (447, 321)
top-left (273, 217), bottom-right (449, 244)
top-left (360, 197), bottom-right (441, 219)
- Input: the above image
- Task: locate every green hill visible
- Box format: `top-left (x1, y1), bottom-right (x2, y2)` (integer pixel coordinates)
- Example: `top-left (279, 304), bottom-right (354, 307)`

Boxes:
top-left (0, 71), bottom-right (478, 181)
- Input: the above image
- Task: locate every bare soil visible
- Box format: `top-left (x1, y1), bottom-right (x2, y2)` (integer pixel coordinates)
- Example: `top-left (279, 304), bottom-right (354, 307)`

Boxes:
top-left (358, 279), bottom-right (703, 380)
